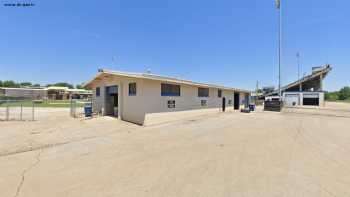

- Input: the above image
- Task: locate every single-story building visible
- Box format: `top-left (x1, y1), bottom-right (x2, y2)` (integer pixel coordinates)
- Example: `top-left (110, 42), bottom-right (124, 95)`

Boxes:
top-left (0, 87), bottom-right (92, 100)
top-left (47, 86), bottom-right (71, 100)
top-left (84, 69), bottom-right (251, 125)
top-left (68, 89), bottom-right (93, 100)
top-left (0, 87), bottom-right (47, 99)
top-left (46, 87), bottom-right (92, 100)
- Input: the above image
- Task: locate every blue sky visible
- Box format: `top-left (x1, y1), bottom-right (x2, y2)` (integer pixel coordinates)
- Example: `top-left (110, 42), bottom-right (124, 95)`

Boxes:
top-left (0, 0), bottom-right (349, 91)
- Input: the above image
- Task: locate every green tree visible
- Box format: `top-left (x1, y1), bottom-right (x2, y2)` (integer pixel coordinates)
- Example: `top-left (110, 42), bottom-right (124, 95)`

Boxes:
top-left (0, 80), bottom-right (3, 87)
top-left (32, 84), bottom-right (41, 87)
top-left (20, 82), bottom-right (32, 87)
top-left (48, 82), bottom-right (74, 89)
top-left (338, 86), bottom-right (350, 100)
top-left (2, 80), bottom-right (20, 88)
top-left (325, 92), bottom-right (339, 101)
top-left (76, 84), bottom-right (84, 89)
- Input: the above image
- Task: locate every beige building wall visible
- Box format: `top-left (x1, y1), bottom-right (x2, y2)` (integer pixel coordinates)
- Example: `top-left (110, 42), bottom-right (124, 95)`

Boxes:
top-left (90, 75), bottom-right (247, 125)
top-left (3, 88), bottom-right (47, 99)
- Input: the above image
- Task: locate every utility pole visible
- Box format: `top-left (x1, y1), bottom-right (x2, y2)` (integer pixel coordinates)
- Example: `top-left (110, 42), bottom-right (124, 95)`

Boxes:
top-left (296, 52), bottom-right (300, 81)
top-left (275, 0), bottom-right (282, 99)
top-left (255, 80), bottom-right (259, 105)
top-left (296, 52), bottom-right (302, 92)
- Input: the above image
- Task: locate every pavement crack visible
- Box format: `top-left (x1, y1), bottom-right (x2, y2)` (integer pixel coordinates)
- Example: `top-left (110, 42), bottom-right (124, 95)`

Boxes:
top-left (0, 129), bottom-right (133, 158)
top-left (13, 149), bottom-right (43, 197)
top-left (0, 141), bottom-right (69, 158)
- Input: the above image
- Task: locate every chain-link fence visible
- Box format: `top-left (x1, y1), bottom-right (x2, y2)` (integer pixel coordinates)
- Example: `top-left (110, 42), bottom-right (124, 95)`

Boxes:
top-left (0, 98), bottom-right (93, 121)
top-left (0, 100), bottom-right (37, 121)
top-left (70, 99), bottom-right (93, 118)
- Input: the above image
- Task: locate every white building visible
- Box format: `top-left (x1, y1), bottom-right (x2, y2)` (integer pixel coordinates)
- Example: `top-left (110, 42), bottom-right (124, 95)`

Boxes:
top-left (265, 64), bottom-right (332, 107)
top-left (84, 69), bottom-right (250, 125)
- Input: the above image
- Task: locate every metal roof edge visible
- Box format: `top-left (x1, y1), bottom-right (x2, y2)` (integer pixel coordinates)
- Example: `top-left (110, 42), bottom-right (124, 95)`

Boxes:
top-left (83, 69), bottom-right (251, 93)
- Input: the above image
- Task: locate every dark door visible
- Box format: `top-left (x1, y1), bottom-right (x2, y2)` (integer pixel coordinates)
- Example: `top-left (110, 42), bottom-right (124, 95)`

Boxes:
top-left (105, 85), bottom-right (118, 116)
top-left (113, 94), bottom-right (118, 117)
top-left (234, 93), bottom-right (240, 110)
top-left (222, 97), bottom-right (226, 112)
top-left (114, 94), bottom-right (118, 107)
top-left (303, 98), bottom-right (319, 106)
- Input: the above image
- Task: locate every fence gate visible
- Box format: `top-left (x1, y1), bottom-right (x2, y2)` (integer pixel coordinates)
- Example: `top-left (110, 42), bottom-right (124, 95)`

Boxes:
top-left (0, 100), bottom-right (36, 121)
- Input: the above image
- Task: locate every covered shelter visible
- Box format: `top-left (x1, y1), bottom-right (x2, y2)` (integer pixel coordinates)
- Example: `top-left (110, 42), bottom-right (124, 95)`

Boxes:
top-left (266, 64), bottom-right (332, 107)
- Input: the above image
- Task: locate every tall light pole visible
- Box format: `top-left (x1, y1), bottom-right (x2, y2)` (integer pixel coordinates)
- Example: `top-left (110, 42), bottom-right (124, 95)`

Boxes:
top-left (296, 52), bottom-right (302, 92)
top-left (296, 52), bottom-right (300, 81)
top-left (275, 0), bottom-right (282, 99)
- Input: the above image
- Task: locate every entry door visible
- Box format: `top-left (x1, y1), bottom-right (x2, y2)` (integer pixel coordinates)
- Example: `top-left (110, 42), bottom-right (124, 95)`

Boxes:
top-left (222, 97), bottom-right (226, 112)
top-left (234, 93), bottom-right (240, 110)
top-left (105, 85), bottom-right (118, 116)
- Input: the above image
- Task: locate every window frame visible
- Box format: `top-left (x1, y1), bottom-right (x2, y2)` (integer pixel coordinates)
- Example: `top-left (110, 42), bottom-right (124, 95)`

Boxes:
top-left (218, 89), bottom-right (222, 98)
top-left (161, 83), bottom-right (181, 97)
top-left (198, 87), bottom-right (209, 97)
top-left (128, 82), bottom-right (137, 96)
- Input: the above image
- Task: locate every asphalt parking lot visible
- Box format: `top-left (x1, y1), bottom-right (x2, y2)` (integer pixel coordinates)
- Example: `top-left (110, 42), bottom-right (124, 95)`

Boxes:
top-left (1, 102), bottom-right (350, 197)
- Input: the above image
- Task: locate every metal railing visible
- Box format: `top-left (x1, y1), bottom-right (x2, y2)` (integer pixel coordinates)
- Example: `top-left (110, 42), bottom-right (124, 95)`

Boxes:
top-left (0, 100), bottom-right (36, 121)
top-left (0, 98), bottom-right (93, 121)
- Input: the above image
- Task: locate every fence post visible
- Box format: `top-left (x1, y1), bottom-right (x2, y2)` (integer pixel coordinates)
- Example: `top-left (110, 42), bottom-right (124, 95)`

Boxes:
top-left (6, 106), bottom-right (9, 121)
top-left (70, 99), bottom-right (74, 117)
top-left (32, 101), bottom-right (35, 121)
top-left (91, 99), bottom-right (93, 118)
top-left (20, 104), bottom-right (23, 121)
top-left (70, 99), bottom-right (77, 118)
top-left (74, 100), bottom-right (77, 118)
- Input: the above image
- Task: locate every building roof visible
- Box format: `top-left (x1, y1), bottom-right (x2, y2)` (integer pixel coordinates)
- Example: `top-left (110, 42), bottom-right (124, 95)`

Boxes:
top-left (67, 89), bottom-right (93, 94)
top-left (0, 87), bottom-right (92, 94)
top-left (0, 87), bottom-right (47, 91)
top-left (83, 69), bottom-right (251, 93)
top-left (266, 64), bottom-right (332, 96)
top-left (47, 86), bottom-right (70, 90)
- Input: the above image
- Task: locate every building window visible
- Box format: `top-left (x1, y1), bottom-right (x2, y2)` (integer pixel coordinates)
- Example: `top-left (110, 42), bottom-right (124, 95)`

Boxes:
top-left (198, 87), bottom-right (209, 97)
top-left (167, 100), bottom-right (175, 108)
top-left (96, 87), bottom-right (100, 97)
top-left (201, 100), bottom-right (207, 106)
top-left (161, 83), bottom-right (180, 96)
top-left (129, 83), bottom-right (137, 96)
top-left (218, 89), bottom-right (222, 98)
top-left (228, 100), bottom-right (232, 105)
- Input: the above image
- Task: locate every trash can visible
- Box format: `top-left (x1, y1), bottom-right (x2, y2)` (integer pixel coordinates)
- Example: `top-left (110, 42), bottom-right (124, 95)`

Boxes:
top-left (84, 106), bottom-right (92, 117)
top-left (249, 104), bottom-right (256, 111)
